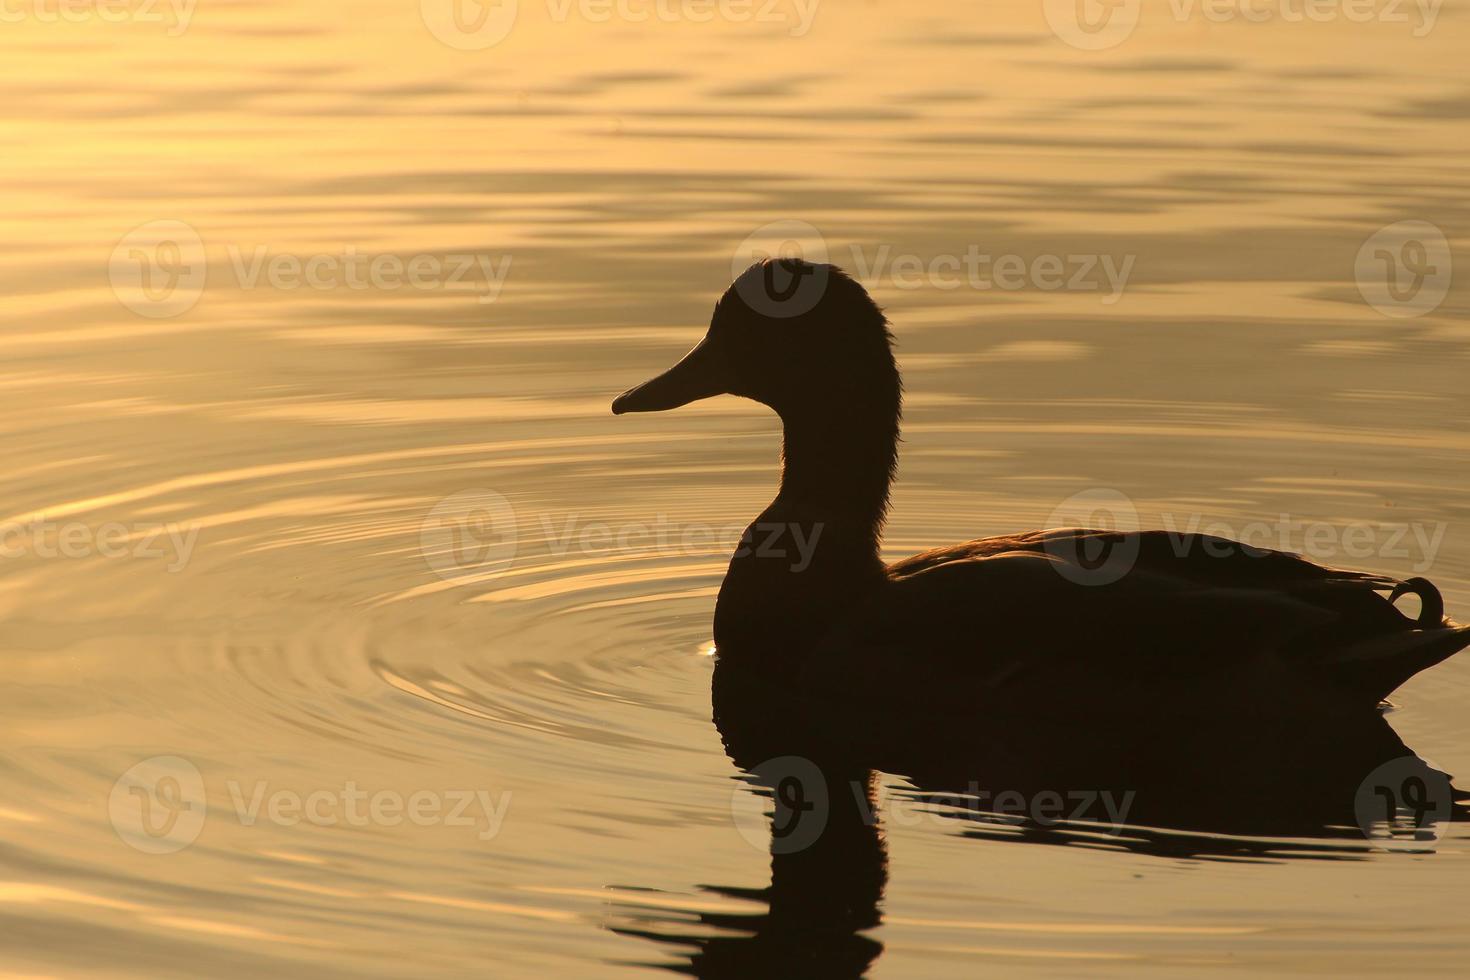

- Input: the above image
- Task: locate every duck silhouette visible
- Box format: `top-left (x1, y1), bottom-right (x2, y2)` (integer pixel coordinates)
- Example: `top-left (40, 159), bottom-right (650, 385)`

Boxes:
top-left (612, 258), bottom-right (1470, 751)
top-left (610, 261), bottom-right (1466, 972)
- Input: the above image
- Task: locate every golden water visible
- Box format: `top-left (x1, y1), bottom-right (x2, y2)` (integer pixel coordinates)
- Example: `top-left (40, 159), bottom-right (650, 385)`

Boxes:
top-left (2, 0), bottom-right (1468, 975)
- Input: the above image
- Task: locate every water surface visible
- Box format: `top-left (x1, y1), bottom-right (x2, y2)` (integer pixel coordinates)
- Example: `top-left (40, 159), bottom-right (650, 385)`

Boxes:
top-left (2, 1), bottom-right (1469, 975)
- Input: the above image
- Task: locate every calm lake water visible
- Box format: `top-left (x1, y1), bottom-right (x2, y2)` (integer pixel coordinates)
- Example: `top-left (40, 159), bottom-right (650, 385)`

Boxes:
top-left (2, 0), bottom-right (1468, 975)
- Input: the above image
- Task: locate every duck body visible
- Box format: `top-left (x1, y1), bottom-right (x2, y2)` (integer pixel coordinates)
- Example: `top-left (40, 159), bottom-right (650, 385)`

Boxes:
top-left (709, 523), bottom-right (1466, 770)
top-left (614, 259), bottom-right (1470, 742)
top-left (809, 529), bottom-right (1463, 712)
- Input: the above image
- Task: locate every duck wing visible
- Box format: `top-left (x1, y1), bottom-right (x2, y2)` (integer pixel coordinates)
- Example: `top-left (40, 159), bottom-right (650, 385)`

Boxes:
top-left (810, 528), bottom-right (1468, 711)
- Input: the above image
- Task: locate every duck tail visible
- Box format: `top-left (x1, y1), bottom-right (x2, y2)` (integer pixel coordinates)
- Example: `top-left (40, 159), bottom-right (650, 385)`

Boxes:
top-left (1326, 621), bottom-right (1470, 705)
top-left (1311, 576), bottom-right (1470, 703)
top-left (1388, 576), bottom-right (1445, 627)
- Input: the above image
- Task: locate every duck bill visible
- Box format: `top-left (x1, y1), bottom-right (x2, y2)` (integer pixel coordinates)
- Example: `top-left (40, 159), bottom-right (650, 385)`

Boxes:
top-left (611, 335), bottom-right (730, 414)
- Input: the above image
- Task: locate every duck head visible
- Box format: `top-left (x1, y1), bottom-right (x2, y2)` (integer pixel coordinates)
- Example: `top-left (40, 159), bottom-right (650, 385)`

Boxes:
top-left (611, 258), bottom-right (900, 426)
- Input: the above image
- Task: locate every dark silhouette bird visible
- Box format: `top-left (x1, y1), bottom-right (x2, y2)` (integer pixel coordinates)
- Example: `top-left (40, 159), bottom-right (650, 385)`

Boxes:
top-left (610, 261), bottom-right (1467, 975)
top-left (612, 258), bottom-right (1470, 750)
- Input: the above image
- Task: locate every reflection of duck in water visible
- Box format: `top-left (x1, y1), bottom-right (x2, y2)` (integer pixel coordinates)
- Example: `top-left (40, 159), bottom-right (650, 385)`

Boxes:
top-left (611, 765), bottom-right (887, 979)
top-left (613, 259), bottom-right (1470, 741)
top-left (611, 712), bottom-right (1461, 978)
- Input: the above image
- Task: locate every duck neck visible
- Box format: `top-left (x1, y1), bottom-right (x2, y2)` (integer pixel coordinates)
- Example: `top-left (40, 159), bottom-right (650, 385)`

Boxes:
top-left (712, 400), bottom-right (899, 662)
top-left (776, 407), bottom-right (898, 552)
